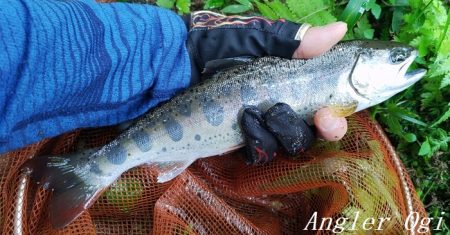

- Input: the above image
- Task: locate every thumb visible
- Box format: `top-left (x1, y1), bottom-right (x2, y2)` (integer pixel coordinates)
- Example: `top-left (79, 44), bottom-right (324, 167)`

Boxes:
top-left (293, 22), bottom-right (348, 59)
top-left (313, 107), bottom-right (348, 141)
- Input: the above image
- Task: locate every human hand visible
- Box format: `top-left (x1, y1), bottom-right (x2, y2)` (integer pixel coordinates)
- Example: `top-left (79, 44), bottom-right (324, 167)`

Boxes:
top-left (240, 22), bottom-right (348, 164)
top-left (241, 21), bottom-right (348, 164)
top-left (183, 12), bottom-right (348, 164)
top-left (293, 22), bottom-right (349, 142)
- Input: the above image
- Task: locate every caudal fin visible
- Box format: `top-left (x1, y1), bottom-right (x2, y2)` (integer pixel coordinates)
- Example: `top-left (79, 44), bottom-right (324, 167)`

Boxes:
top-left (22, 148), bottom-right (105, 228)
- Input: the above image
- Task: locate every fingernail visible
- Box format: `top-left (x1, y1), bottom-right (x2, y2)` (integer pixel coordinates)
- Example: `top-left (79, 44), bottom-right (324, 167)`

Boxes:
top-left (319, 115), bottom-right (341, 131)
top-left (314, 108), bottom-right (348, 141)
top-left (334, 21), bottom-right (347, 28)
top-left (335, 22), bottom-right (348, 33)
top-left (315, 108), bottom-right (338, 131)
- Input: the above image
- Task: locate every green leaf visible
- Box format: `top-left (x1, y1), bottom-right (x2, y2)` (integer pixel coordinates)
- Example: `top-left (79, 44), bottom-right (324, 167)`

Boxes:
top-left (363, 28), bottom-right (374, 38)
top-left (371, 4), bottom-right (381, 19)
top-left (391, 7), bottom-right (404, 33)
top-left (404, 133), bottom-right (417, 143)
top-left (366, 0), bottom-right (381, 19)
top-left (440, 141), bottom-right (448, 152)
top-left (266, 0), bottom-right (296, 21)
top-left (235, 0), bottom-right (252, 9)
top-left (436, 7), bottom-right (450, 53)
top-left (221, 4), bottom-right (252, 13)
top-left (382, 114), bottom-right (403, 136)
top-left (440, 74), bottom-right (450, 89)
top-left (431, 107), bottom-right (450, 127)
top-left (395, 113), bottom-right (428, 127)
top-left (339, 0), bottom-right (369, 29)
top-left (392, 0), bottom-right (409, 7)
top-left (254, 1), bottom-right (278, 20)
top-left (418, 139), bottom-right (431, 156)
top-left (354, 14), bottom-right (374, 39)
top-left (204, 0), bottom-right (225, 9)
top-left (156, 0), bottom-right (175, 9)
top-left (285, 0), bottom-right (336, 25)
top-left (176, 0), bottom-right (191, 14)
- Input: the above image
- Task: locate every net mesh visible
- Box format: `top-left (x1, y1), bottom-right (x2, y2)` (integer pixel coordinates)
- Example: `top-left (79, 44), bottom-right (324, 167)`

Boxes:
top-left (0, 111), bottom-right (429, 234)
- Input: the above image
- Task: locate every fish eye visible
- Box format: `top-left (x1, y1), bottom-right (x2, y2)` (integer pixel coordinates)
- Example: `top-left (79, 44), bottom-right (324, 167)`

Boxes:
top-left (390, 47), bottom-right (409, 64)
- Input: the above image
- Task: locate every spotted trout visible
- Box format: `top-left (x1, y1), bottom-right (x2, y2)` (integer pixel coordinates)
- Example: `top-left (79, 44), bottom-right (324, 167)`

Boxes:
top-left (22, 40), bottom-right (426, 228)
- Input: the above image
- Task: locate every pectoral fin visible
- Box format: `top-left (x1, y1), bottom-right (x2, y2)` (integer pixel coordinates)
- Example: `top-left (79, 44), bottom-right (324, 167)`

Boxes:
top-left (329, 102), bottom-right (358, 117)
top-left (154, 158), bottom-right (198, 183)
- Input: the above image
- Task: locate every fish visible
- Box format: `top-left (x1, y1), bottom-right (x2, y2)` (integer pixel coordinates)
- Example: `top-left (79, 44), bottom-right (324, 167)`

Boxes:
top-left (21, 40), bottom-right (426, 228)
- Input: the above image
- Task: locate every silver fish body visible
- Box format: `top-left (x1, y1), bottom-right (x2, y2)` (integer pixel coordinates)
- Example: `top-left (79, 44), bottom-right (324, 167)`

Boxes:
top-left (22, 40), bottom-right (426, 228)
top-left (90, 54), bottom-right (354, 184)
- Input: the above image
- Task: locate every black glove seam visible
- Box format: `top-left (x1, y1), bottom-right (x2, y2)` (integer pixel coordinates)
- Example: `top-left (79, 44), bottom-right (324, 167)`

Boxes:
top-left (190, 27), bottom-right (298, 39)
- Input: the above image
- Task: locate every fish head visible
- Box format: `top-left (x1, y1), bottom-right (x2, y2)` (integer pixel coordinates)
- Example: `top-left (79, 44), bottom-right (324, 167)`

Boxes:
top-left (348, 40), bottom-right (427, 111)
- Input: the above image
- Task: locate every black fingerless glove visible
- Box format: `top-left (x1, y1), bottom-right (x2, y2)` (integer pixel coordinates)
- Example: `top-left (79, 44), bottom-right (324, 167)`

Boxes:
top-left (240, 103), bottom-right (316, 164)
top-left (182, 11), bottom-right (305, 84)
top-left (181, 12), bottom-right (313, 164)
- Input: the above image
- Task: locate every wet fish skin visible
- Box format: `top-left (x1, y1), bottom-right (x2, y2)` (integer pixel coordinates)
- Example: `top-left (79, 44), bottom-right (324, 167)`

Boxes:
top-left (86, 54), bottom-right (352, 186)
top-left (21, 40), bottom-right (426, 228)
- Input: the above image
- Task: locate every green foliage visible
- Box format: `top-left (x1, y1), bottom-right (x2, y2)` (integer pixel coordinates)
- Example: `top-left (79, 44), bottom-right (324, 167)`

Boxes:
top-left (202, 0), bottom-right (337, 25)
top-left (221, 3), bottom-right (252, 13)
top-left (265, 0), bottom-right (337, 25)
top-left (353, 14), bottom-right (375, 39)
top-left (156, 0), bottom-right (191, 14)
top-left (204, 0), bottom-right (225, 9)
top-left (254, 1), bottom-right (278, 19)
top-left (176, 0), bottom-right (191, 14)
top-left (387, 0), bottom-right (450, 157)
top-left (156, 0), bottom-right (176, 9)
top-left (366, 0), bottom-right (381, 19)
top-left (339, 0), bottom-right (368, 29)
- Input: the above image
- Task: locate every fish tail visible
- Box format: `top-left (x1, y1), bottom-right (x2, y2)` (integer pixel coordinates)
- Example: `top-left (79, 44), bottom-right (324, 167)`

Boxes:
top-left (22, 150), bottom-right (105, 228)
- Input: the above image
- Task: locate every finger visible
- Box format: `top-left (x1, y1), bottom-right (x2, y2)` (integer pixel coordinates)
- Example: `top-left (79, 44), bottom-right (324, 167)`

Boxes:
top-left (240, 107), bottom-right (279, 164)
top-left (314, 107), bottom-right (348, 141)
top-left (264, 103), bottom-right (315, 156)
top-left (293, 22), bottom-right (348, 59)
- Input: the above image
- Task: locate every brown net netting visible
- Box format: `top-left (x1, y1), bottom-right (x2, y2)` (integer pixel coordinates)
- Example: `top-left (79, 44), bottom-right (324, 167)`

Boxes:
top-left (0, 0), bottom-right (432, 233)
top-left (0, 111), bottom-right (429, 234)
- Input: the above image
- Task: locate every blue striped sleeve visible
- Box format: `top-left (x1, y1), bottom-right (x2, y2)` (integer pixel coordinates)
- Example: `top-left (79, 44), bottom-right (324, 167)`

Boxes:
top-left (0, 0), bottom-right (191, 153)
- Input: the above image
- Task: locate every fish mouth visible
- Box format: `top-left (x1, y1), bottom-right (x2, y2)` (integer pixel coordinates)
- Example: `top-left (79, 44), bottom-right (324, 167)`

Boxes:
top-left (391, 51), bottom-right (427, 92)
top-left (404, 68), bottom-right (427, 83)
